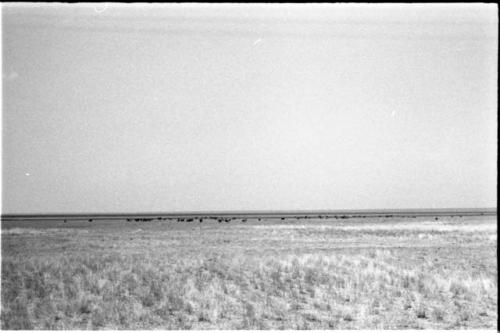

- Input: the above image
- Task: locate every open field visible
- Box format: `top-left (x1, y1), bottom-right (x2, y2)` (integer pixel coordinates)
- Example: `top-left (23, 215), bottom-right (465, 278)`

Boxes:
top-left (1, 215), bottom-right (497, 329)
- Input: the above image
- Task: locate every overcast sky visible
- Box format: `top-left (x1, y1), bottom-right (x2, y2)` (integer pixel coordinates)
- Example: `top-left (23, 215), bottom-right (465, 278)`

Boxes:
top-left (1, 4), bottom-right (497, 214)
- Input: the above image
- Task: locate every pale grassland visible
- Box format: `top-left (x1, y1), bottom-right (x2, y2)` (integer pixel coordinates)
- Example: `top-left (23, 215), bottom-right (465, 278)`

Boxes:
top-left (1, 216), bottom-right (497, 329)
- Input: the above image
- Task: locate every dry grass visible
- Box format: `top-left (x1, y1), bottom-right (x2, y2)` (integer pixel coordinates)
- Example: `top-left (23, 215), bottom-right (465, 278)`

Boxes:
top-left (1, 216), bottom-right (497, 329)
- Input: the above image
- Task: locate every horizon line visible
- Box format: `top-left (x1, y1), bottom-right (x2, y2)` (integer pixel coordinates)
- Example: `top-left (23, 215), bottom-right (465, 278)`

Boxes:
top-left (1, 207), bottom-right (497, 218)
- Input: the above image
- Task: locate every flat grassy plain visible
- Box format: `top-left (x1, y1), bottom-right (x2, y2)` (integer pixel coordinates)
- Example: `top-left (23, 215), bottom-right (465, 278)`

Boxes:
top-left (1, 215), bottom-right (497, 329)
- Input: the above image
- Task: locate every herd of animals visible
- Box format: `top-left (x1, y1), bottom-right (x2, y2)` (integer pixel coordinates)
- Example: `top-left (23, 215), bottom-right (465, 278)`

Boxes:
top-left (123, 216), bottom-right (351, 223)
top-left (61, 214), bottom-right (449, 223)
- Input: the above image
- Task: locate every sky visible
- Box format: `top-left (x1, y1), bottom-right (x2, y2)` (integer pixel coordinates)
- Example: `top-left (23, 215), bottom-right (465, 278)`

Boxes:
top-left (1, 3), bottom-right (497, 214)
